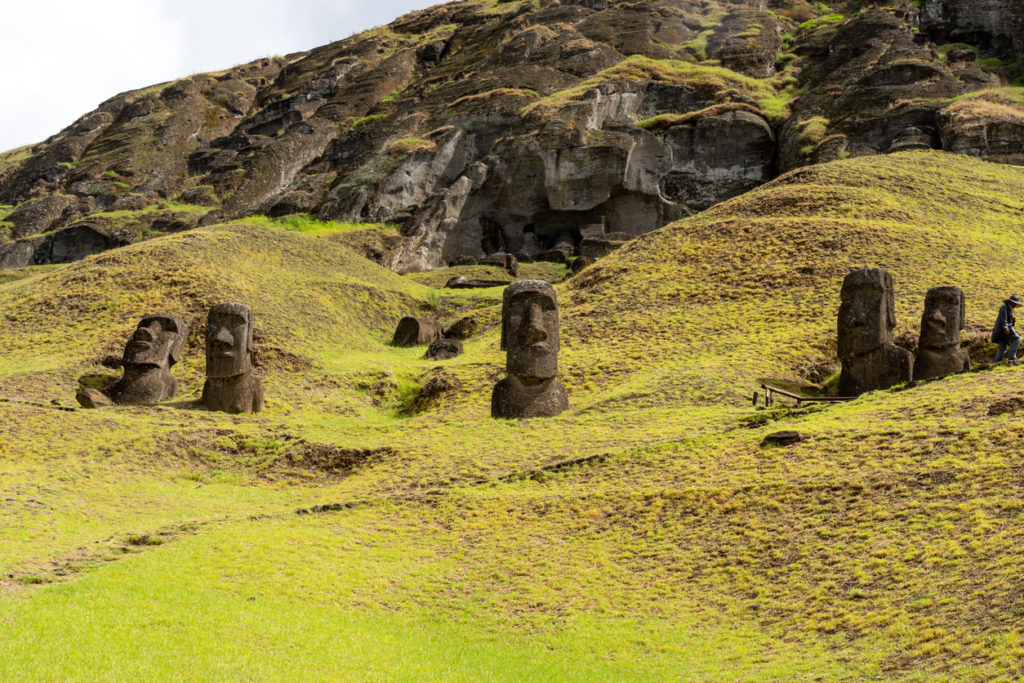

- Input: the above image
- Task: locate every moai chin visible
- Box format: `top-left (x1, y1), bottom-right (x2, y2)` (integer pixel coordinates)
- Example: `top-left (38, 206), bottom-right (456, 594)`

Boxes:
top-left (201, 303), bottom-right (264, 414)
top-left (837, 268), bottom-right (913, 396)
top-left (914, 286), bottom-right (970, 381)
top-left (491, 280), bottom-right (569, 418)
top-left (76, 313), bottom-right (189, 408)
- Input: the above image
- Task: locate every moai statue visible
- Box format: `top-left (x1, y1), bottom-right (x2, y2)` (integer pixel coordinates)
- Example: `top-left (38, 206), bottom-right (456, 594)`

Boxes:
top-left (201, 303), bottom-right (264, 414)
top-left (837, 268), bottom-right (913, 396)
top-left (76, 313), bottom-right (189, 408)
top-left (914, 286), bottom-right (970, 381)
top-left (492, 280), bottom-right (569, 418)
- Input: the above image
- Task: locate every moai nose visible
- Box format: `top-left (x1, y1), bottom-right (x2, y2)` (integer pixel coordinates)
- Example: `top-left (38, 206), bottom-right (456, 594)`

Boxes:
top-left (212, 326), bottom-right (234, 347)
top-left (135, 324), bottom-right (155, 341)
top-left (525, 302), bottom-right (547, 343)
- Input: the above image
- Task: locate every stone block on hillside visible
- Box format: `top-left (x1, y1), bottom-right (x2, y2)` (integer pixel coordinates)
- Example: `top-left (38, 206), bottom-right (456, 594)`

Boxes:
top-left (425, 339), bottom-right (463, 360)
top-left (579, 237), bottom-right (625, 259)
top-left (392, 317), bottom-right (444, 346)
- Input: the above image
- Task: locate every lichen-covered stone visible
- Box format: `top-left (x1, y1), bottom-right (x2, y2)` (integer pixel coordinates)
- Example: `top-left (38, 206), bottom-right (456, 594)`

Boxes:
top-left (392, 317), bottom-right (444, 347)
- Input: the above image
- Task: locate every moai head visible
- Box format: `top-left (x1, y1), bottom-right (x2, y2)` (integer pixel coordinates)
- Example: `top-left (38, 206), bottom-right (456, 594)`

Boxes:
top-left (205, 303), bottom-right (254, 379)
top-left (122, 313), bottom-right (188, 370)
top-left (501, 280), bottom-right (560, 379)
top-left (838, 268), bottom-right (897, 358)
top-left (919, 286), bottom-right (965, 350)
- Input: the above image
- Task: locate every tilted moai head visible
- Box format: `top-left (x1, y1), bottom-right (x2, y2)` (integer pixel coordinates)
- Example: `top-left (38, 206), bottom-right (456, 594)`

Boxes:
top-left (205, 303), bottom-right (254, 378)
top-left (77, 313), bottom-right (190, 408)
top-left (122, 313), bottom-right (188, 371)
top-left (837, 268), bottom-right (897, 358)
top-left (919, 286), bottom-right (965, 350)
top-left (501, 280), bottom-right (560, 379)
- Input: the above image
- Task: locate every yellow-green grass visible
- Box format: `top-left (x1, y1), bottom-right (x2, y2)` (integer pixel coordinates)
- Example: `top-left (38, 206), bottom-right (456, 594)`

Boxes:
top-left (521, 54), bottom-right (778, 119)
top-left (0, 144), bottom-right (33, 175)
top-left (5, 151), bottom-right (1024, 677)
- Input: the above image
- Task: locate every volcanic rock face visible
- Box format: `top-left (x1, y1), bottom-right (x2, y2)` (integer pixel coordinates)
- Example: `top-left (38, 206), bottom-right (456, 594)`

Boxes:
top-left (1, 0), bottom-right (1023, 272)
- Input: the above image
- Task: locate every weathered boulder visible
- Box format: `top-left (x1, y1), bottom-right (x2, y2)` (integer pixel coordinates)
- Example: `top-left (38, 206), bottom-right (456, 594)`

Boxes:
top-left (6, 195), bottom-right (76, 239)
top-left (391, 317), bottom-right (444, 346)
top-left (658, 110), bottom-right (776, 212)
top-left (579, 237), bottom-right (626, 259)
top-left (444, 316), bottom-right (478, 340)
top-left (425, 339), bottom-right (463, 360)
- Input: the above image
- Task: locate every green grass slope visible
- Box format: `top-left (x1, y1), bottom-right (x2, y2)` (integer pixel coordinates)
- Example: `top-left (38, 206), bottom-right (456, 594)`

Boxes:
top-left (4, 151), bottom-right (1024, 678)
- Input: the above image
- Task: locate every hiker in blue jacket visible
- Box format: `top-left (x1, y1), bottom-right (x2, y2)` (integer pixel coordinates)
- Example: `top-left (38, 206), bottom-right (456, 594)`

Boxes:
top-left (992, 294), bottom-right (1023, 362)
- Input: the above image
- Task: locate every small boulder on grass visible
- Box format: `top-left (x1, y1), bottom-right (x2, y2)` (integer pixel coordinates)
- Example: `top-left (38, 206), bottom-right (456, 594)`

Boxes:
top-left (425, 339), bottom-right (463, 360)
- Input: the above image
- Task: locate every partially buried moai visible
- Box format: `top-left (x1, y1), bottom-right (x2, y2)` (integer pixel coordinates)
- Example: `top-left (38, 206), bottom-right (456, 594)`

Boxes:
top-left (76, 313), bottom-right (189, 408)
top-left (491, 280), bottom-right (568, 418)
top-left (837, 268), bottom-right (913, 396)
top-left (914, 286), bottom-right (970, 381)
top-left (202, 303), bottom-right (264, 414)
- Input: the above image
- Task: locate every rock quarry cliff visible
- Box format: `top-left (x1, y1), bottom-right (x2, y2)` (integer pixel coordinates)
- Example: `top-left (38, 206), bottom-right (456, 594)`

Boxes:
top-left (1, 0), bottom-right (1022, 272)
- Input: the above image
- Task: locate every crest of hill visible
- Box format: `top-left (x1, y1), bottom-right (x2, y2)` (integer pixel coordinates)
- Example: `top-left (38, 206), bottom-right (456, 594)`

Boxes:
top-left (0, 222), bottom-right (432, 400)
top-left (557, 150), bottom-right (1024, 406)
top-left (7, 151), bottom-right (1024, 678)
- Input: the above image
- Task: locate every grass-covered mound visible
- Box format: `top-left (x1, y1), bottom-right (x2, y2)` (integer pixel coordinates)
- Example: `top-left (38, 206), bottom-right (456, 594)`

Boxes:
top-left (4, 151), bottom-right (1024, 678)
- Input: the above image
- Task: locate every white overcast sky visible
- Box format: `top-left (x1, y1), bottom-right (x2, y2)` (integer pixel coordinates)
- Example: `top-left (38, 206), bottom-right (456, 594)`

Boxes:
top-left (0, 0), bottom-right (441, 152)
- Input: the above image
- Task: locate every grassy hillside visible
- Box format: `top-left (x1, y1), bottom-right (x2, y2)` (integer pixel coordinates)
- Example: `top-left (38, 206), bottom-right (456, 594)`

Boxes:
top-left (4, 151), bottom-right (1024, 678)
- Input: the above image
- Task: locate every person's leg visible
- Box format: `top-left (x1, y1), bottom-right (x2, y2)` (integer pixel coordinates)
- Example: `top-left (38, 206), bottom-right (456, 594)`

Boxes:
top-left (996, 340), bottom-right (1008, 361)
top-left (1010, 335), bottom-right (1021, 360)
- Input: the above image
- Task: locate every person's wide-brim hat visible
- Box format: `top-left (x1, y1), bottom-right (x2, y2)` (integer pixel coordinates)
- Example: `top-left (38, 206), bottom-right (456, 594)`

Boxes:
top-left (1007, 295), bottom-right (1023, 306)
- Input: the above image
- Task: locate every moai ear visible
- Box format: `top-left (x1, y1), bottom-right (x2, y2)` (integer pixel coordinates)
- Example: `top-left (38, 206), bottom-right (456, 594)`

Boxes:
top-left (169, 317), bottom-right (190, 366)
top-left (959, 290), bottom-right (966, 331)
top-left (246, 308), bottom-right (255, 354)
top-left (885, 280), bottom-right (898, 330)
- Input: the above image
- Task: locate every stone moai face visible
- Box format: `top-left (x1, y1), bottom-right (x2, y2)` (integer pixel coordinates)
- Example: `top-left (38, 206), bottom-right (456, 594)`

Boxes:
top-left (205, 303), bottom-right (254, 378)
top-left (501, 280), bottom-right (559, 378)
top-left (122, 314), bottom-right (188, 370)
top-left (837, 268), bottom-right (896, 358)
top-left (919, 286), bottom-right (965, 350)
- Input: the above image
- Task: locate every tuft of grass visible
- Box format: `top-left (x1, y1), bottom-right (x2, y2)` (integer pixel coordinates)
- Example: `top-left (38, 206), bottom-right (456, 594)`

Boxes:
top-left (352, 113), bottom-right (389, 128)
top-left (635, 102), bottom-right (769, 129)
top-left (387, 137), bottom-right (437, 157)
top-left (521, 54), bottom-right (777, 119)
